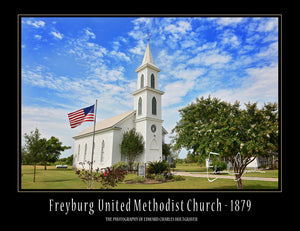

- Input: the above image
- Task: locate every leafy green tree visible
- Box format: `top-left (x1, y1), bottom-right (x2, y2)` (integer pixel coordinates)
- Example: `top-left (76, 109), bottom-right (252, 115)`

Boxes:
top-left (120, 128), bottom-right (144, 171)
top-left (58, 155), bottom-right (73, 166)
top-left (171, 96), bottom-right (278, 189)
top-left (41, 136), bottom-right (71, 170)
top-left (23, 128), bottom-right (72, 181)
top-left (23, 128), bottom-right (45, 182)
top-left (162, 142), bottom-right (171, 160)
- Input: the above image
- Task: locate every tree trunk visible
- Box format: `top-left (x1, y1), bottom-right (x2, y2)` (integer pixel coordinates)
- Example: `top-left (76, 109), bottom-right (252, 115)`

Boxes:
top-left (33, 164), bottom-right (36, 183)
top-left (44, 162), bottom-right (47, 170)
top-left (235, 173), bottom-right (243, 189)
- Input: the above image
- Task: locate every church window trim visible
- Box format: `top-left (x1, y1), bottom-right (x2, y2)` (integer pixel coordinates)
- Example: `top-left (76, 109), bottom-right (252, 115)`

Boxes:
top-left (84, 143), bottom-right (87, 162)
top-left (101, 140), bottom-right (105, 162)
top-left (151, 74), bottom-right (155, 88)
top-left (152, 96), bottom-right (157, 115)
top-left (138, 97), bottom-right (142, 115)
top-left (140, 74), bottom-right (144, 88)
top-left (77, 144), bottom-right (80, 162)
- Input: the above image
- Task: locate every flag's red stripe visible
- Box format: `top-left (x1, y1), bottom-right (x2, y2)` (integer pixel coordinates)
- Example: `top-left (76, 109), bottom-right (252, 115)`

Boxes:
top-left (68, 111), bottom-right (84, 119)
top-left (68, 109), bottom-right (83, 117)
top-left (69, 116), bottom-right (84, 123)
top-left (68, 108), bottom-right (94, 129)
top-left (70, 120), bottom-right (84, 127)
top-left (69, 115), bottom-right (85, 123)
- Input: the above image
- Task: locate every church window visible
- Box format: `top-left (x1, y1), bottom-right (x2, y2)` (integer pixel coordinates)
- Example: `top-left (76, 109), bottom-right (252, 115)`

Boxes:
top-left (77, 144), bottom-right (80, 161)
top-left (140, 74), bottom-right (144, 88)
top-left (84, 143), bottom-right (87, 161)
top-left (101, 140), bottom-right (105, 162)
top-left (151, 74), bottom-right (155, 88)
top-left (138, 97), bottom-right (142, 115)
top-left (152, 97), bottom-right (157, 115)
top-left (150, 139), bottom-right (158, 149)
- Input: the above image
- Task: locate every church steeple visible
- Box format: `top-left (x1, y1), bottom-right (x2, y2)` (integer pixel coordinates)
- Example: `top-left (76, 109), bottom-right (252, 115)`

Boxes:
top-left (132, 40), bottom-right (164, 163)
top-left (136, 41), bottom-right (161, 73)
top-left (141, 42), bottom-right (154, 65)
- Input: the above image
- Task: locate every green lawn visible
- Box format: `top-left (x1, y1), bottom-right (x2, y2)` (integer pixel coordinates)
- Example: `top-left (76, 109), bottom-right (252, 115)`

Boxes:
top-left (21, 165), bottom-right (278, 190)
top-left (175, 163), bottom-right (278, 178)
top-left (174, 163), bottom-right (207, 172)
top-left (21, 165), bottom-right (87, 189)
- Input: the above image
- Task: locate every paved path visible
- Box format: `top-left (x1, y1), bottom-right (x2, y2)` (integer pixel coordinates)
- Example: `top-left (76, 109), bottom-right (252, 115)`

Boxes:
top-left (173, 171), bottom-right (278, 182)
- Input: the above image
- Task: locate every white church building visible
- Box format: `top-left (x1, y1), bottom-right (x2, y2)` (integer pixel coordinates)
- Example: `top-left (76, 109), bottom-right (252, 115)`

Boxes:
top-left (72, 41), bottom-right (167, 170)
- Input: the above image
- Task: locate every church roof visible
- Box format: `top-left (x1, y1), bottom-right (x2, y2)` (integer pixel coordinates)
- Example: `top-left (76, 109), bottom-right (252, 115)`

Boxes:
top-left (73, 110), bottom-right (136, 139)
top-left (135, 42), bottom-right (161, 73)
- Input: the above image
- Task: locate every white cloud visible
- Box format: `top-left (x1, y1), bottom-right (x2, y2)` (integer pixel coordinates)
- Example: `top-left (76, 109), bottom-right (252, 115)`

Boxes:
top-left (220, 30), bottom-right (241, 48)
top-left (257, 18), bottom-right (278, 32)
top-left (164, 20), bottom-right (192, 35)
top-left (110, 50), bottom-right (130, 62)
top-left (129, 39), bottom-right (146, 55)
top-left (23, 19), bottom-right (45, 28)
top-left (202, 64), bottom-right (278, 107)
top-left (50, 31), bottom-right (63, 40)
top-left (84, 28), bottom-right (96, 39)
top-left (188, 49), bottom-right (231, 66)
top-left (163, 80), bottom-right (195, 106)
top-left (34, 34), bottom-right (42, 40)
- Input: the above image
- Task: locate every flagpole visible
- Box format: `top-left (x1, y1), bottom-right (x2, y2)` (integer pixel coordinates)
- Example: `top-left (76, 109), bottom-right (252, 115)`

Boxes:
top-left (89, 99), bottom-right (97, 189)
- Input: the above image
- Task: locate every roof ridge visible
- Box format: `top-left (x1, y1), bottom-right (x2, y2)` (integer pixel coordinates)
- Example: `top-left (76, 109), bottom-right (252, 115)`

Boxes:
top-left (73, 110), bottom-right (136, 138)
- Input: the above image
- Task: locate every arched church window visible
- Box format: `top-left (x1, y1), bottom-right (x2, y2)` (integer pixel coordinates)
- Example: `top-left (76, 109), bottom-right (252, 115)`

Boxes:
top-left (152, 97), bottom-right (157, 115)
top-left (140, 74), bottom-right (144, 88)
top-left (151, 74), bottom-right (155, 88)
top-left (150, 139), bottom-right (158, 149)
top-left (138, 97), bottom-right (142, 115)
top-left (101, 140), bottom-right (105, 162)
top-left (77, 144), bottom-right (80, 161)
top-left (84, 143), bottom-right (87, 161)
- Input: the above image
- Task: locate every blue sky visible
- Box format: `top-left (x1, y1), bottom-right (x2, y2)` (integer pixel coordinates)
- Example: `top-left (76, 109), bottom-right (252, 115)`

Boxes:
top-left (21, 16), bottom-right (278, 158)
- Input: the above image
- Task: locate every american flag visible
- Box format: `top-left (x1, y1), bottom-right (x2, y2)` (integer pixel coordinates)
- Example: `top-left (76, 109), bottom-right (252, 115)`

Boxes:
top-left (68, 104), bottom-right (95, 128)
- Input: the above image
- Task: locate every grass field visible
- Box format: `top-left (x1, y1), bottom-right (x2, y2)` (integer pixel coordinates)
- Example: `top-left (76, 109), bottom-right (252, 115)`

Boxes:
top-left (175, 163), bottom-right (278, 178)
top-left (21, 165), bottom-right (278, 190)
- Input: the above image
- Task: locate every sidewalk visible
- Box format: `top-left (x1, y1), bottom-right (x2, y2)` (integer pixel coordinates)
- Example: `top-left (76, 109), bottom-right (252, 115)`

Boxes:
top-left (173, 171), bottom-right (278, 182)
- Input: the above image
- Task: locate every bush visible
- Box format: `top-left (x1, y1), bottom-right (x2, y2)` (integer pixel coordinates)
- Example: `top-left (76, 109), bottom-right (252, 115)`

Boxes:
top-left (155, 174), bottom-right (166, 182)
top-left (147, 161), bottom-right (168, 175)
top-left (111, 161), bottom-right (128, 171)
top-left (134, 176), bottom-right (146, 183)
top-left (100, 167), bottom-right (127, 189)
top-left (133, 161), bottom-right (139, 171)
top-left (75, 161), bottom-right (127, 189)
top-left (172, 175), bottom-right (185, 181)
top-left (210, 160), bottom-right (227, 173)
top-left (147, 173), bottom-right (155, 179)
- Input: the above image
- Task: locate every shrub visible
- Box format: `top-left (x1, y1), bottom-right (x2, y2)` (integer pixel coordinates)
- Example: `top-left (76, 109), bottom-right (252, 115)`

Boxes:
top-left (147, 173), bottom-right (155, 179)
top-left (155, 174), bottom-right (166, 182)
top-left (111, 161), bottom-right (128, 171)
top-left (99, 167), bottom-right (127, 189)
top-left (147, 161), bottom-right (168, 175)
top-left (75, 161), bottom-right (127, 189)
top-left (134, 176), bottom-right (146, 183)
top-left (172, 175), bottom-right (185, 181)
top-left (133, 161), bottom-right (139, 171)
top-left (210, 160), bottom-right (227, 173)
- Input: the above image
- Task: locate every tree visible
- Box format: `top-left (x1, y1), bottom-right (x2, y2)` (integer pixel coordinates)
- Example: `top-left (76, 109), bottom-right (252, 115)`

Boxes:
top-left (41, 136), bottom-right (71, 170)
top-left (171, 96), bottom-right (278, 189)
top-left (23, 128), bottom-right (44, 182)
top-left (120, 128), bottom-right (144, 171)
top-left (23, 128), bottom-right (71, 181)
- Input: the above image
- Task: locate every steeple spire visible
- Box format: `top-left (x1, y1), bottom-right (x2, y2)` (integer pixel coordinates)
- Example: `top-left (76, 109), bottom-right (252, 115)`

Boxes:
top-left (141, 41), bottom-right (154, 65)
top-left (136, 39), bottom-right (160, 73)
